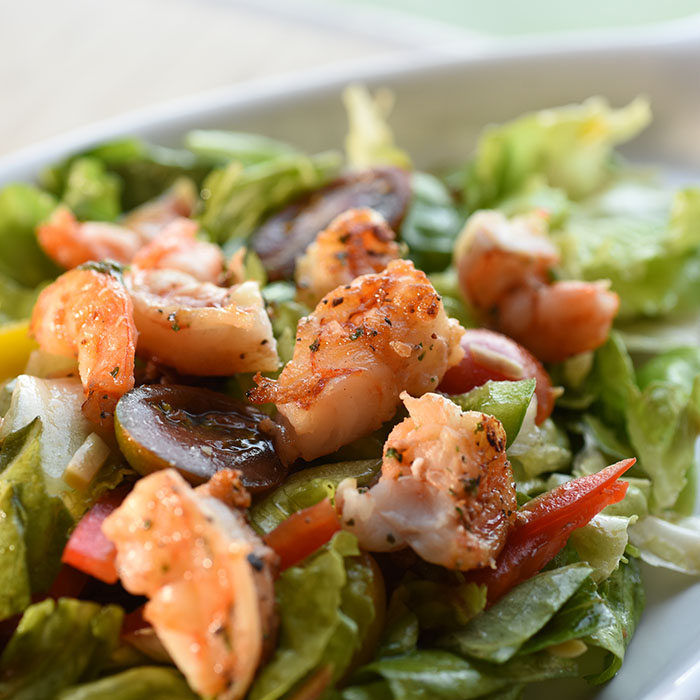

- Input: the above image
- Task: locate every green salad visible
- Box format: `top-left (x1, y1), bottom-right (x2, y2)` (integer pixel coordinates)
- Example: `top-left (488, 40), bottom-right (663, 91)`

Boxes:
top-left (0, 86), bottom-right (698, 700)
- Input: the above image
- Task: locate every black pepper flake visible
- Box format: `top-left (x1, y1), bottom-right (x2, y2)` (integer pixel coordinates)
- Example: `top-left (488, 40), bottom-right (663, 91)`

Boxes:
top-left (386, 533), bottom-right (396, 544)
top-left (247, 553), bottom-right (265, 571)
top-left (309, 338), bottom-right (320, 352)
top-left (260, 339), bottom-right (268, 345)
top-left (349, 327), bottom-right (364, 340)
top-left (384, 317), bottom-right (392, 326)
top-left (332, 297), bottom-right (344, 307)
top-left (345, 518), bottom-right (355, 527)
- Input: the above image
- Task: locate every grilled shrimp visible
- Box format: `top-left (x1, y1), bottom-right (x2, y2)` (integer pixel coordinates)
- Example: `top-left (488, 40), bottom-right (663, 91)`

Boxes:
top-left (455, 210), bottom-right (619, 362)
top-left (121, 178), bottom-right (197, 241)
top-left (38, 207), bottom-right (142, 268)
top-left (29, 265), bottom-right (136, 428)
top-left (131, 217), bottom-right (224, 283)
top-left (250, 259), bottom-right (464, 463)
top-left (102, 469), bottom-right (277, 700)
top-left (37, 180), bottom-right (197, 270)
top-left (126, 267), bottom-right (278, 376)
top-left (337, 392), bottom-right (517, 570)
top-left (295, 207), bottom-right (401, 306)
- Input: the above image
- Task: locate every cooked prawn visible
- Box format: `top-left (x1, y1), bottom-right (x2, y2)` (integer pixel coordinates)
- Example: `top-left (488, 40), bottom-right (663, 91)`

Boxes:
top-left (295, 207), bottom-right (401, 306)
top-left (121, 178), bottom-right (197, 241)
top-left (455, 210), bottom-right (619, 362)
top-left (38, 207), bottom-right (142, 269)
top-left (249, 259), bottom-right (464, 463)
top-left (125, 267), bottom-right (278, 376)
top-left (336, 392), bottom-right (517, 570)
top-left (37, 180), bottom-right (197, 271)
top-left (131, 217), bottom-right (224, 283)
top-left (29, 265), bottom-right (136, 428)
top-left (102, 468), bottom-right (277, 700)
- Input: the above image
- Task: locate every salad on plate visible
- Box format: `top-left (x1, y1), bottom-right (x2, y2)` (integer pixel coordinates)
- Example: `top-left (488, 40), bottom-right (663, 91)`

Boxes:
top-left (0, 86), bottom-right (698, 700)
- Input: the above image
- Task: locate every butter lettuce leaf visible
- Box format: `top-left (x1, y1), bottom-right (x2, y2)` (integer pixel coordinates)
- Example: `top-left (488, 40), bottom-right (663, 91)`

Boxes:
top-left (0, 183), bottom-right (60, 287)
top-left (0, 418), bottom-right (74, 619)
top-left (61, 157), bottom-right (122, 221)
top-left (0, 598), bottom-right (122, 700)
top-left (464, 97), bottom-right (650, 209)
top-left (250, 531), bottom-right (379, 700)
top-left (343, 85), bottom-right (411, 170)
top-left (58, 668), bottom-right (197, 700)
top-left (438, 563), bottom-right (592, 664)
top-left (628, 514), bottom-right (700, 574)
top-left (200, 149), bottom-right (341, 245)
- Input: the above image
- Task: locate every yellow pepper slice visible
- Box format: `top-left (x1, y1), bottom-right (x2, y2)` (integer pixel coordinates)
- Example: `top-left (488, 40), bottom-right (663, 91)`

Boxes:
top-left (0, 320), bottom-right (38, 382)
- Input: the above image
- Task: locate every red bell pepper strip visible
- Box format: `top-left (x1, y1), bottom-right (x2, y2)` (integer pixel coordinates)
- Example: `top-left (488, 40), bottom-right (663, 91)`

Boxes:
top-left (264, 498), bottom-right (341, 571)
top-left (470, 458), bottom-right (635, 605)
top-left (61, 485), bottom-right (130, 584)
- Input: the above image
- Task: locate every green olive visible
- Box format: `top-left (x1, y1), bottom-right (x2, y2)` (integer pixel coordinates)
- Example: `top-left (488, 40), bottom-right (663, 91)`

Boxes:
top-left (115, 384), bottom-right (286, 493)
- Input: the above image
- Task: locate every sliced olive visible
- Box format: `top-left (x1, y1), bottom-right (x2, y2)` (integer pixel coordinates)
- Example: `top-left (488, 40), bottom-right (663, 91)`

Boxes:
top-left (115, 385), bottom-right (286, 493)
top-left (251, 167), bottom-right (412, 280)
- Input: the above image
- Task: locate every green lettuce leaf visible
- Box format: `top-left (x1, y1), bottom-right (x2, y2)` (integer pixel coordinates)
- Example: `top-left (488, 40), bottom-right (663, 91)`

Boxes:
top-left (250, 459), bottom-right (380, 534)
top-left (41, 138), bottom-right (211, 211)
top-left (0, 418), bottom-right (74, 618)
top-left (200, 149), bottom-right (341, 245)
top-left (0, 183), bottom-right (60, 287)
top-left (343, 85), bottom-right (411, 170)
top-left (249, 531), bottom-right (378, 700)
top-left (0, 272), bottom-right (41, 324)
top-left (347, 649), bottom-right (576, 700)
top-left (628, 515), bottom-right (700, 574)
top-left (557, 183), bottom-right (700, 318)
top-left (61, 157), bottom-right (122, 221)
top-left (57, 668), bottom-right (197, 700)
top-left (569, 514), bottom-right (635, 583)
top-left (449, 379), bottom-right (536, 448)
top-left (184, 130), bottom-right (299, 166)
top-left (0, 598), bottom-right (123, 700)
top-left (585, 557), bottom-right (644, 683)
top-left (438, 563), bottom-right (592, 664)
top-left (518, 577), bottom-right (615, 656)
top-left (463, 97), bottom-right (650, 210)
top-left (401, 172), bottom-right (463, 273)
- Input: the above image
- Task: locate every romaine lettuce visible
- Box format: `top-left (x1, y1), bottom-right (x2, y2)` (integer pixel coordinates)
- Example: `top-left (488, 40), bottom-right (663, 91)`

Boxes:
top-left (61, 157), bottom-right (122, 221)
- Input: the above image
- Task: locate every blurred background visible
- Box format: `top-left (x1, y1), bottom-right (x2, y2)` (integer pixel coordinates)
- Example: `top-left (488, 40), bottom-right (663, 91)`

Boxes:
top-left (3, 0), bottom-right (700, 157)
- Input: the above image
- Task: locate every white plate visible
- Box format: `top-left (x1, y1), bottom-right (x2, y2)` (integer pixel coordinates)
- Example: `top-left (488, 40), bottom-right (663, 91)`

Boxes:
top-left (1, 25), bottom-right (700, 700)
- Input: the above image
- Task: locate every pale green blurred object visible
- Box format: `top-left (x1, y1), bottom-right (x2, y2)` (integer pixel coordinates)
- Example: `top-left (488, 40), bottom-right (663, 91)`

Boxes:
top-left (331, 0), bottom-right (700, 35)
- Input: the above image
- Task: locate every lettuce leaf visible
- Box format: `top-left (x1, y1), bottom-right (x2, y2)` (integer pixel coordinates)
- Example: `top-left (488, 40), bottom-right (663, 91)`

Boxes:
top-left (343, 85), bottom-right (411, 170)
top-left (0, 183), bottom-right (60, 287)
top-left (249, 531), bottom-right (378, 700)
top-left (463, 97), bottom-right (650, 210)
top-left (200, 149), bottom-right (341, 245)
top-left (438, 563), bottom-right (592, 664)
top-left (184, 130), bottom-right (299, 167)
top-left (518, 577), bottom-right (615, 656)
top-left (41, 138), bottom-right (210, 211)
top-left (0, 418), bottom-right (74, 619)
top-left (449, 379), bottom-right (536, 449)
top-left (61, 157), bottom-right (122, 221)
top-left (585, 557), bottom-right (645, 683)
top-left (557, 184), bottom-right (700, 319)
top-left (249, 459), bottom-right (380, 534)
top-left (57, 668), bottom-right (197, 700)
top-left (0, 598), bottom-right (123, 700)
top-left (0, 272), bottom-right (40, 324)
top-left (346, 649), bottom-right (576, 700)
top-left (628, 515), bottom-right (700, 574)
top-left (569, 514), bottom-right (635, 583)
top-left (401, 172), bottom-right (463, 273)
